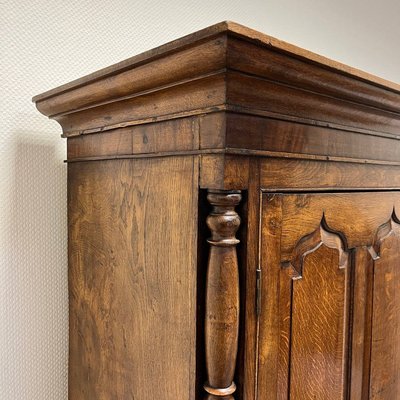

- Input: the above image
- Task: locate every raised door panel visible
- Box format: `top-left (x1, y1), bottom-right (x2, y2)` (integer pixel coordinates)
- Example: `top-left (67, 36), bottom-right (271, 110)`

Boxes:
top-left (369, 220), bottom-right (400, 399)
top-left (289, 243), bottom-right (349, 399)
top-left (257, 192), bottom-right (400, 400)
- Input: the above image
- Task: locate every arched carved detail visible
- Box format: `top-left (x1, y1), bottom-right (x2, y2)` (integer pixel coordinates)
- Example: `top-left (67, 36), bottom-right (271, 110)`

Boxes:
top-left (368, 209), bottom-right (400, 260)
top-left (283, 215), bottom-right (348, 279)
top-left (203, 190), bottom-right (241, 400)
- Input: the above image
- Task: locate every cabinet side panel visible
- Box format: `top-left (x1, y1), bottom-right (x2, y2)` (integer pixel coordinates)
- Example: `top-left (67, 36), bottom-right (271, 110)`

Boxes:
top-left (68, 157), bottom-right (198, 400)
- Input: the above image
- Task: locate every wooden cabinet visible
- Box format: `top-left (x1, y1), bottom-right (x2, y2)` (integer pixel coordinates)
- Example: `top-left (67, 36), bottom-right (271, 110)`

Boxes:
top-left (259, 193), bottom-right (400, 399)
top-left (33, 22), bottom-right (400, 400)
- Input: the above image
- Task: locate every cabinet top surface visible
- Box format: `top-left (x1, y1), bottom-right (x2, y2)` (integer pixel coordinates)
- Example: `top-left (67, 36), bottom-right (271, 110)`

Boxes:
top-left (33, 20), bottom-right (400, 104)
top-left (33, 20), bottom-right (400, 169)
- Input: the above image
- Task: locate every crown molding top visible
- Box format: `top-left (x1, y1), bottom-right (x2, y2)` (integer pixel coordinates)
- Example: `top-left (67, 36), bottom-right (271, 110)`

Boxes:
top-left (33, 21), bottom-right (400, 104)
top-left (33, 22), bottom-right (400, 142)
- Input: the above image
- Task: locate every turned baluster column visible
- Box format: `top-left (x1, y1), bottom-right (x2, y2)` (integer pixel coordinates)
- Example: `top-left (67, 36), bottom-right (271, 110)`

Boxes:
top-left (204, 190), bottom-right (241, 400)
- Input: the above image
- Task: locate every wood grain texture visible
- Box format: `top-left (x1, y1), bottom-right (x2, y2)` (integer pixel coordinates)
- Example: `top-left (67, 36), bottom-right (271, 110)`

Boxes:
top-left (226, 113), bottom-right (400, 162)
top-left (204, 190), bottom-right (241, 400)
top-left (287, 222), bottom-right (350, 400)
top-left (259, 196), bottom-right (350, 399)
top-left (350, 248), bottom-right (373, 400)
top-left (278, 192), bottom-right (400, 257)
top-left (236, 159), bottom-right (260, 400)
top-left (290, 243), bottom-right (349, 400)
top-left (258, 194), bottom-right (283, 399)
top-left (34, 22), bottom-right (400, 153)
top-left (199, 154), bottom-right (250, 190)
top-left (258, 192), bottom-right (400, 400)
top-left (32, 22), bottom-right (400, 400)
top-left (260, 158), bottom-right (400, 191)
top-left (226, 37), bottom-right (400, 114)
top-left (66, 112), bottom-right (228, 161)
top-left (35, 36), bottom-right (227, 116)
top-left (67, 116), bottom-right (198, 159)
top-left (369, 218), bottom-right (400, 399)
top-left (226, 71), bottom-right (400, 136)
top-left (56, 73), bottom-right (226, 136)
top-left (33, 21), bottom-right (400, 107)
top-left (68, 157), bottom-right (198, 400)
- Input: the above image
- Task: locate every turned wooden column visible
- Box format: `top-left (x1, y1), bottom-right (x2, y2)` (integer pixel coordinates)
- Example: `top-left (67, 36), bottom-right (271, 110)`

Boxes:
top-left (204, 190), bottom-right (241, 399)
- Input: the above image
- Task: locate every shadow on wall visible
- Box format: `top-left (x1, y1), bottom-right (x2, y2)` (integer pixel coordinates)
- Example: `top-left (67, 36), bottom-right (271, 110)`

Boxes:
top-left (2, 132), bottom-right (68, 398)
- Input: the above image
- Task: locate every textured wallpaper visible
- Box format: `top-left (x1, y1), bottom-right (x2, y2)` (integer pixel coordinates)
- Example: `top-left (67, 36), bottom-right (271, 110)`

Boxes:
top-left (1, 0), bottom-right (398, 399)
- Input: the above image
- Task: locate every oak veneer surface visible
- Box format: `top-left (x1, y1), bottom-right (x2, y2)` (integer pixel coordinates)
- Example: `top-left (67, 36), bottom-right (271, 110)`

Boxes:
top-left (259, 193), bottom-right (400, 399)
top-left (33, 21), bottom-right (400, 105)
top-left (68, 157), bottom-right (198, 399)
top-left (33, 21), bottom-right (400, 141)
top-left (33, 22), bottom-right (400, 400)
top-left (369, 225), bottom-right (400, 399)
top-left (290, 245), bottom-right (349, 399)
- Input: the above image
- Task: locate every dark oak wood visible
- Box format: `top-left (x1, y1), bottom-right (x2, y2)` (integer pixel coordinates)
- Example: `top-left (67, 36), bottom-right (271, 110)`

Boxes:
top-left (350, 248), bottom-right (374, 400)
top-left (259, 193), bottom-right (400, 399)
top-left (33, 21), bottom-right (400, 140)
top-left (289, 244), bottom-right (349, 399)
top-left (204, 190), bottom-right (241, 399)
top-left (369, 218), bottom-right (400, 399)
top-left (284, 222), bottom-right (350, 399)
top-left (226, 113), bottom-right (400, 162)
top-left (33, 22), bottom-right (400, 400)
top-left (68, 157), bottom-right (199, 399)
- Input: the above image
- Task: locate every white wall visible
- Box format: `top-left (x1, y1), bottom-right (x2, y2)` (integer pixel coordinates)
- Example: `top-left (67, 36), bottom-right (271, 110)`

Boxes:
top-left (1, 1), bottom-right (399, 399)
top-left (266, 0), bottom-right (400, 83)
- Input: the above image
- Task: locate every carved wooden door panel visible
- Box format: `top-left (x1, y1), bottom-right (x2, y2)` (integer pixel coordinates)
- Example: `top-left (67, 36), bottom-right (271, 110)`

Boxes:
top-left (257, 192), bottom-right (400, 400)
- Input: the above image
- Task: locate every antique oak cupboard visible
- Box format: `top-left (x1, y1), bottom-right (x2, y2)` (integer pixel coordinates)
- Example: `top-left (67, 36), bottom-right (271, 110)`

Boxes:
top-left (33, 22), bottom-right (400, 400)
